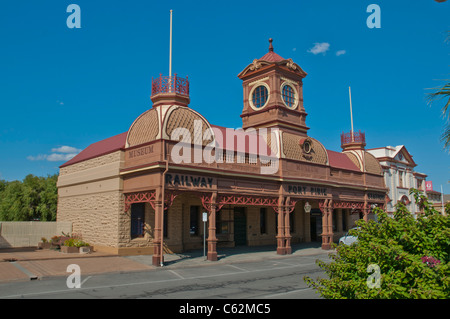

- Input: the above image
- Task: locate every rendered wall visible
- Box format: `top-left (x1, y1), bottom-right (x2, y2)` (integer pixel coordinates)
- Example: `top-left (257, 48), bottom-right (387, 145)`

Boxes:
top-left (0, 221), bottom-right (72, 248)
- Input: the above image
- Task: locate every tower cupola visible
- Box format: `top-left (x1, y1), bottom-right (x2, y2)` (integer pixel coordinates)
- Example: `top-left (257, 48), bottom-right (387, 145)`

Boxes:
top-left (238, 39), bottom-right (308, 135)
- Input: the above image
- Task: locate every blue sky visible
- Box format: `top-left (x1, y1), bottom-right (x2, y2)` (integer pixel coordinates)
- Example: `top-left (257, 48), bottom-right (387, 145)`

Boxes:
top-left (0, 0), bottom-right (449, 193)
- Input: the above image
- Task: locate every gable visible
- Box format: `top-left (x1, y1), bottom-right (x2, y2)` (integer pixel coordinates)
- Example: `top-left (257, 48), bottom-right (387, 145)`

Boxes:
top-left (393, 146), bottom-right (416, 167)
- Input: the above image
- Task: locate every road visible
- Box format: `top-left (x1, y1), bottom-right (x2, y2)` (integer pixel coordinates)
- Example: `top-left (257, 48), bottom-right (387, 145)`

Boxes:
top-left (0, 253), bottom-right (329, 300)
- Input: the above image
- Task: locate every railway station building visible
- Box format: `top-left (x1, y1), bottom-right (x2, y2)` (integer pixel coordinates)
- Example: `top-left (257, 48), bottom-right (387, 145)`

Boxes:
top-left (57, 39), bottom-right (388, 266)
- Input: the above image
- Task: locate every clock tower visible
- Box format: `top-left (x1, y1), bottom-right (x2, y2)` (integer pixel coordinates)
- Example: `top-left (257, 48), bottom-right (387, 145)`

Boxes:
top-left (238, 39), bottom-right (308, 136)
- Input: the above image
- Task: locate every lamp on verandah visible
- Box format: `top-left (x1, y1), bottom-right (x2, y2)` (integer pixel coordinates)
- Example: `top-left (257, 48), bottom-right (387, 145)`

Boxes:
top-left (304, 202), bottom-right (312, 214)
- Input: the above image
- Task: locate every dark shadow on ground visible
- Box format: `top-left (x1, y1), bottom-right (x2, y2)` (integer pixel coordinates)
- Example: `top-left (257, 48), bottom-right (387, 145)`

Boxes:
top-left (163, 242), bottom-right (324, 266)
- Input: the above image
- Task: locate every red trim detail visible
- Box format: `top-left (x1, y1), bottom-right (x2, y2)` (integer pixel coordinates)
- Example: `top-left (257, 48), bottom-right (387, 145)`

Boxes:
top-left (124, 191), bottom-right (179, 212)
top-left (124, 191), bottom-right (156, 212)
top-left (200, 193), bottom-right (281, 213)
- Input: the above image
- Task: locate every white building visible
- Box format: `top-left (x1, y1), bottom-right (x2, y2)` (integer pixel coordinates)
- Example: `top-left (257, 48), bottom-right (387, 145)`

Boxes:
top-left (367, 145), bottom-right (427, 215)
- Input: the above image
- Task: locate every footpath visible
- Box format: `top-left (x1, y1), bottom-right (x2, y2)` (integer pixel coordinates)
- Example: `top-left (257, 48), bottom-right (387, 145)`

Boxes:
top-left (0, 243), bottom-right (331, 284)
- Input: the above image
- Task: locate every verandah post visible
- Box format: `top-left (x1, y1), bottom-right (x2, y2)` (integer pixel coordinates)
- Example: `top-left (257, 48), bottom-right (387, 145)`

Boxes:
top-left (207, 192), bottom-right (218, 261)
top-left (152, 187), bottom-right (163, 266)
top-left (276, 195), bottom-right (286, 255)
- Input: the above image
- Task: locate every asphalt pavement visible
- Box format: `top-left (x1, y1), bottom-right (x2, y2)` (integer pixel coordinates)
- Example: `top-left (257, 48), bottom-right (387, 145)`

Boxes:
top-left (0, 243), bottom-right (333, 300)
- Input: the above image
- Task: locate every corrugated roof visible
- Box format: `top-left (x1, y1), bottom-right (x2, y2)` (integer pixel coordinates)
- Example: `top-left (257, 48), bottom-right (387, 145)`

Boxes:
top-left (326, 150), bottom-right (360, 172)
top-left (60, 132), bottom-right (127, 168)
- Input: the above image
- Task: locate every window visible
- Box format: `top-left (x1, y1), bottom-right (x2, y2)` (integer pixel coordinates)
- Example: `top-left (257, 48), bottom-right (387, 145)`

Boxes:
top-left (216, 211), bottom-right (229, 234)
top-left (190, 206), bottom-right (200, 236)
top-left (251, 85), bottom-right (269, 109)
top-left (260, 208), bottom-right (267, 234)
top-left (399, 171), bottom-right (404, 188)
top-left (282, 84), bottom-right (295, 108)
top-left (130, 203), bottom-right (145, 238)
top-left (332, 209), bottom-right (337, 231)
top-left (417, 179), bottom-right (423, 190)
top-left (290, 211), bottom-right (295, 233)
top-left (164, 210), bottom-right (168, 238)
top-left (342, 210), bottom-right (347, 231)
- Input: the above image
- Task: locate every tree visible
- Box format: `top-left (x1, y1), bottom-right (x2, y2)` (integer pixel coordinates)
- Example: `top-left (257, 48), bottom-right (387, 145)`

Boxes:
top-left (304, 189), bottom-right (450, 299)
top-left (0, 174), bottom-right (58, 221)
top-left (427, 31), bottom-right (450, 151)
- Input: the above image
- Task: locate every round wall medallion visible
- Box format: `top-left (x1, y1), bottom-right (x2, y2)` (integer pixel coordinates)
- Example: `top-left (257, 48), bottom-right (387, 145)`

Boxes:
top-left (303, 140), bottom-right (312, 154)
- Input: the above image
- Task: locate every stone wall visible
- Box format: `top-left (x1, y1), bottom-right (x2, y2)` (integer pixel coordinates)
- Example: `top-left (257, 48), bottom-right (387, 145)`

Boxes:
top-left (57, 150), bottom-right (124, 253)
top-left (57, 191), bottom-right (123, 248)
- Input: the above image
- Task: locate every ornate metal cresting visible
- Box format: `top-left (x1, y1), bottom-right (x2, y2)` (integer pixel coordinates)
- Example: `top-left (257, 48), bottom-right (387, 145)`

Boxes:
top-left (151, 74), bottom-right (189, 97)
top-left (341, 130), bottom-right (365, 145)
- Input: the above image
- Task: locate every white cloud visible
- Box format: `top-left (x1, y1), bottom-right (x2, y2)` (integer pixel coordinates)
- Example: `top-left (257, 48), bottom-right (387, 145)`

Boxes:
top-left (27, 154), bottom-right (48, 161)
top-left (46, 153), bottom-right (78, 162)
top-left (307, 42), bottom-right (330, 55)
top-left (27, 145), bottom-right (81, 162)
top-left (336, 50), bottom-right (346, 56)
top-left (51, 146), bottom-right (82, 154)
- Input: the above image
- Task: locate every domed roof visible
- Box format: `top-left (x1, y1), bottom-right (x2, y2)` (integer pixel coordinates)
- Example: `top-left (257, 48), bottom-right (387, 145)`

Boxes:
top-left (341, 150), bottom-right (383, 175)
top-left (127, 108), bottom-right (160, 148)
top-left (281, 132), bottom-right (328, 165)
top-left (364, 151), bottom-right (382, 175)
top-left (126, 105), bottom-right (214, 148)
top-left (163, 105), bottom-right (214, 146)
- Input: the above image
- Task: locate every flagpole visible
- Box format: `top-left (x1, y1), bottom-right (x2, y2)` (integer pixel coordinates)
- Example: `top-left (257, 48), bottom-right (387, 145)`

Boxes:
top-left (349, 86), bottom-right (354, 142)
top-left (169, 9), bottom-right (173, 78)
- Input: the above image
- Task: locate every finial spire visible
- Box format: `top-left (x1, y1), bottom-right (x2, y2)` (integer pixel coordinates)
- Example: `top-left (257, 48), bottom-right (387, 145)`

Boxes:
top-left (269, 38), bottom-right (273, 52)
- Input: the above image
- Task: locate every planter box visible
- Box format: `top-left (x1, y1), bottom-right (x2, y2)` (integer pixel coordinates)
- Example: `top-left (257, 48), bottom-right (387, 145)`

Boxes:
top-left (61, 246), bottom-right (79, 254)
top-left (79, 246), bottom-right (93, 254)
top-left (37, 242), bottom-right (52, 250)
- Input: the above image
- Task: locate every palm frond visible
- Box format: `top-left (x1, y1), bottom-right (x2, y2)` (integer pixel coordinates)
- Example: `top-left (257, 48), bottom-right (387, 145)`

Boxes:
top-left (427, 82), bottom-right (450, 121)
top-left (441, 124), bottom-right (450, 152)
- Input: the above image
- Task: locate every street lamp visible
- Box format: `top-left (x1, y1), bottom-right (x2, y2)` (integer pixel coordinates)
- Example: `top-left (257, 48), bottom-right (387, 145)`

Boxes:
top-left (304, 201), bottom-right (312, 214)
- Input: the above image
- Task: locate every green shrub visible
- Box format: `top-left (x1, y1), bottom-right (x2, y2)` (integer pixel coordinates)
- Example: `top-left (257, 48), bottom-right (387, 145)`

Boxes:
top-left (63, 237), bottom-right (90, 247)
top-left (304, 189), bottom-right (450, 299)
top-left (63, 238), bottom-right (76, 247)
